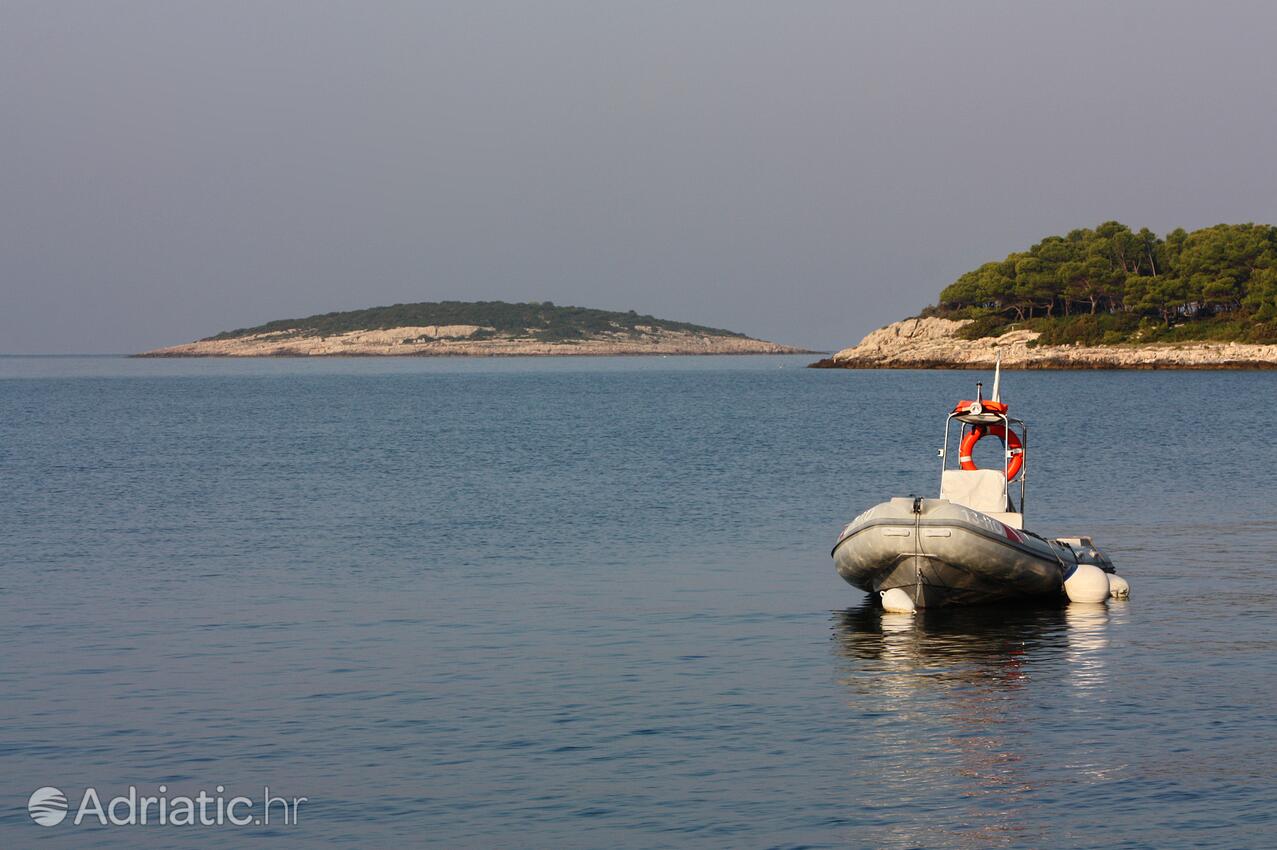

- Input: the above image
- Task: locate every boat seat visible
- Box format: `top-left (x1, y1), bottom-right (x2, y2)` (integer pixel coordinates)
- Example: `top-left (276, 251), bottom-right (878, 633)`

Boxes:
top-left (940, 469), bottom-right (1015, 515)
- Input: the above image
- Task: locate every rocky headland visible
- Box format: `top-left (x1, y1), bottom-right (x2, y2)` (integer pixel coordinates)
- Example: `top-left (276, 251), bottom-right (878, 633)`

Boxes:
top-left (813, 220), bottom-right (1277, 369)
top-left (811, 317), bottom-right (1277, 369)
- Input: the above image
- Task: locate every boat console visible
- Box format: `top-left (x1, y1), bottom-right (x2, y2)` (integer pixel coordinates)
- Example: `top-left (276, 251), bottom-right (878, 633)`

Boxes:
top-left (939, 374), bottom-right (1026, 521)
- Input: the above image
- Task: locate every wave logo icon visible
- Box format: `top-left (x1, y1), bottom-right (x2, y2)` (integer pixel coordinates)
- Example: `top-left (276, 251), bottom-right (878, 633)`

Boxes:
top-left (28, 786), bottom-right (69, 826)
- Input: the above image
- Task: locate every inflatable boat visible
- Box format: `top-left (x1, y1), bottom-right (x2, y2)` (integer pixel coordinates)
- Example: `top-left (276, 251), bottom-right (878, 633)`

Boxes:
top-left (831, 361), bottom-right (1128, 611)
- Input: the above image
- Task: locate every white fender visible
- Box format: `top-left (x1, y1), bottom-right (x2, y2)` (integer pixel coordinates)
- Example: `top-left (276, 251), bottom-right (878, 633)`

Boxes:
top-left (880, 588), bottom-right (916, 613)
top-left (1107, 573), bottom-right (1130, 599)
top-left (1064, 563), bottom-right (1110, 604)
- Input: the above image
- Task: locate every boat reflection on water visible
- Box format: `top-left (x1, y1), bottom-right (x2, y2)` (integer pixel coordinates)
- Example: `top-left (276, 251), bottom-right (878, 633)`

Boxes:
top-left (834, 598), bottom-right (1081, 670)
top-left (830, 599), bottom-right (1125, 849)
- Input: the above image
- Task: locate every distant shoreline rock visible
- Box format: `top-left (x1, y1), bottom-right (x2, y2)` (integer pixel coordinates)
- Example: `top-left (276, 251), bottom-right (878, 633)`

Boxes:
top-left (810, 317), bottom-right (1277, 370)
top-left (139, 328), bottom-right (806, 357)
top-left (136, 302), bottom-right (810, 357)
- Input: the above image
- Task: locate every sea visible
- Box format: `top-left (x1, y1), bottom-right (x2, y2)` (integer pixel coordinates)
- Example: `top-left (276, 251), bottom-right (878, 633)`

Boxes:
top-left (2, 355), bottom-right (1274, 849)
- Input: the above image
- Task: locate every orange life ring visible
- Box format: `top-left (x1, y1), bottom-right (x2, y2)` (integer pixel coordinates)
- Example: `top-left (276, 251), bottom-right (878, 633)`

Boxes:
top-left (959, 424), bottom-right (1023, 479)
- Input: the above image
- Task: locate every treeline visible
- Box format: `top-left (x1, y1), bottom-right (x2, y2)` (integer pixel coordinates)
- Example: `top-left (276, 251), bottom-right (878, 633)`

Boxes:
top-left (211, 301), bottom-right (747, 343)
top-left (933, 222), bottom-right (1277, 343)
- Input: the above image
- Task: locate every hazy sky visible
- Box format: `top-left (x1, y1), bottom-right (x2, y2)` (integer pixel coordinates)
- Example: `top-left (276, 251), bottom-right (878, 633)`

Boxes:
top-left (4, 1), bottom-right (1277, 353)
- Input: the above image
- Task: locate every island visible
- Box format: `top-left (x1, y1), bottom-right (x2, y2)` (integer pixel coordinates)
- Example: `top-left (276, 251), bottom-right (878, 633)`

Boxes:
top-left (138, 301), bottom-right (808, 357)
top-left (813, 221), bottom-right (1277, 369)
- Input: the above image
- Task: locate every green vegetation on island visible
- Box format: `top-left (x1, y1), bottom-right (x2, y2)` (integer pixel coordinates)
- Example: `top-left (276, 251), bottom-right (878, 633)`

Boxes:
top-left (928, 222), bottom-right (1277, 345)
top-left (209, 300), bottom-right (749, 344)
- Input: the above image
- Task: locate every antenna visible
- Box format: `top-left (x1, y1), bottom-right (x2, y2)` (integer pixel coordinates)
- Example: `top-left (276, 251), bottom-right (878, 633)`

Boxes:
top-left (991, 351), bottom-right (1002, 403)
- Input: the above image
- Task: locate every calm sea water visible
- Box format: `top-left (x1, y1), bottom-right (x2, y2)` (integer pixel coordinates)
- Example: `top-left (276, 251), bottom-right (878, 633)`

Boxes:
top-left (2, 355), bottom-right (1274, 849)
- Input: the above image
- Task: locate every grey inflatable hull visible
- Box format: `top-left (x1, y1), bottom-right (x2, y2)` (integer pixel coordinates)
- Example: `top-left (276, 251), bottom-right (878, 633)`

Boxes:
top-left (832, 497), bottom-right (1073, 608)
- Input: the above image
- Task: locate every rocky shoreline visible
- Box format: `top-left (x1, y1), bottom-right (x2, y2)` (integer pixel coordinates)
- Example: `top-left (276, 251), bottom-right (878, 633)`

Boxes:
top-left (811, 317), bottom-right (1277, 370)
top-left (138, 324), bottom-right (807, 357)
